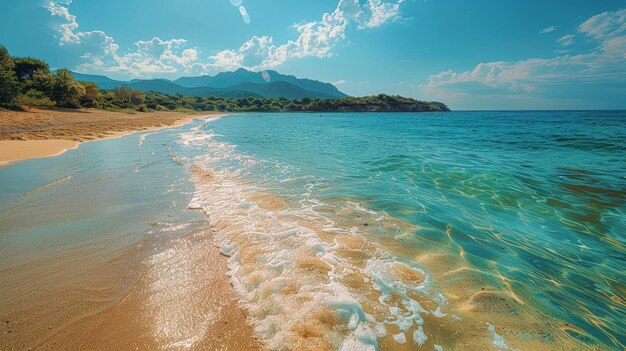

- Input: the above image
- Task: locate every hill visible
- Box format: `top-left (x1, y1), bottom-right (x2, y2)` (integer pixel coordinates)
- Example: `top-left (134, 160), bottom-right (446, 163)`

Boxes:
top-left (174, 68), bottom-right (346, 98)
top-left (70, 68), bottom-right (347, 99)
top-left (70, 72), bottom-right (125, 90)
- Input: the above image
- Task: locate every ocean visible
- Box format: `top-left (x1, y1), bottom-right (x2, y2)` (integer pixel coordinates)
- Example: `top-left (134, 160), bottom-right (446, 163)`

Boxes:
top-left (1, 111), bottom-right (624, 350)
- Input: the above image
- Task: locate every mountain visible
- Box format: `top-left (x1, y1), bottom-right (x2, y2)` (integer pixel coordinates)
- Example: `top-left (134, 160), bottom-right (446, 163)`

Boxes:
top-left (175, 68), bottom-right (262, 88)
top-left (127, 79), bottom-right (262, 98)
top-left (69, 68), bottom-right (347, 99)
top-left (174, 68), bottom-right (347, 98)
top-left (224, 81), bottom-right (338, 99)
top-left (70, 72), bottom-right (125, 90)
top-left (263, 70), bottom-right (346, 99)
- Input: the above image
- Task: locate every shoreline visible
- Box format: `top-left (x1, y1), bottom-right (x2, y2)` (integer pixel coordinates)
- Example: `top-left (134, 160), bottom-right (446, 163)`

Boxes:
top-left (0, 139), bottom-right (80, 167)
top-left (0, 108), bottom-right (225, 167)
top-left (0, 113), bottom-right (263, 351)
top-left (1, 110), bottom-right (613, 350)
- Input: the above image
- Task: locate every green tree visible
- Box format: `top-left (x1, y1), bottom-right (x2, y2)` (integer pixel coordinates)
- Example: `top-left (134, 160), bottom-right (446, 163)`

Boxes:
top-left (130, 90), bottom-right (144, 105)
top-left (283, 102), bottom-right (301, 111)
top-left (111, 85), bottom-right (144, 107)
top-left (113, 85), bottom-right (133, 100)
top-left (52, 68), bottom-right (85, 108)
top-left (0, 68), bottom-right (20, 104)
top-left (0, 46), bottom-right (15, 71)
top-left (79, 81), bottom-right (100, 108)
top-left (0, 47), bottom-right (20, 104)
top-left (13, 57), bottom-right (50, 83)
top-left (31, 69), bottom-right (56, 97)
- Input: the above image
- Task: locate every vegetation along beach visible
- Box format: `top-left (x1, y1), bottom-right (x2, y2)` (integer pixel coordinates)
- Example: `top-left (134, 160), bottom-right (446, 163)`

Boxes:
top-left (1, 1), bottom-right (625, 350)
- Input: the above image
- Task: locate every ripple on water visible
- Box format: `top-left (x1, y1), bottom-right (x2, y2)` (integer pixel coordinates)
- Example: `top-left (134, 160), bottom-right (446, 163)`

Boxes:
top-left (178, 122), bottom-right (604, 350)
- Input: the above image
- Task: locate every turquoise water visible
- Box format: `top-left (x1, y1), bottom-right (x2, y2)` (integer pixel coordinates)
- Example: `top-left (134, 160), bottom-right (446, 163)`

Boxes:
top-left (196, 111), bottom-right (625, 349)
top-left (0, 125), bottom-right (214, 350)
top-left (0, 126), bottom-right (206, 269)
top-left (1, 111), bottom-right (624, 350)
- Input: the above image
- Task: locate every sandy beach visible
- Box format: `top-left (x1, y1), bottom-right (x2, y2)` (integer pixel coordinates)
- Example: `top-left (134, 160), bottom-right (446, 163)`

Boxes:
top-left (1, 109), bottom-right (622, 350)
top-left (0, 108), bottom-right (217, 166)
top-left (2, 1), bottom-right (623, 349)
top-left (0, 108), bottom-right (264, 350)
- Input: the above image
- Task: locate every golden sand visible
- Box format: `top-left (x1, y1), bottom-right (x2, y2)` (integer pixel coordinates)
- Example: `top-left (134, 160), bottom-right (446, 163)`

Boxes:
top-left (1, 112), bottom-right (598, 350)
top-left (0, 139), bottom-right (80, 166)
top-left (0, 109), bottom-right (264, 350)
top-left (0, 229), bottom-right (262, 351)
top-left (0, 107), bottom-right (220, 166)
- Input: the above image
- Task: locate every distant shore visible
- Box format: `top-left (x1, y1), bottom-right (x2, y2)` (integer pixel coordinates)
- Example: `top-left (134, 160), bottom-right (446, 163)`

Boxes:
top-left (0, 108), bottom-right (219, 166)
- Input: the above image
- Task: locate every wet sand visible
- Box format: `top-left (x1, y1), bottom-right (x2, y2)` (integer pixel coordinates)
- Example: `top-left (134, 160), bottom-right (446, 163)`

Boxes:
top-left (0, 108), bottom-right (219, 166)
top-left (188, 161), bottom-right (594, 350)
top-left (0, 228), bottom-right (262, 351)
top-left (0, 139), bottom-right (80, 166)
top-left (0, 108), bottom-right (263, 350)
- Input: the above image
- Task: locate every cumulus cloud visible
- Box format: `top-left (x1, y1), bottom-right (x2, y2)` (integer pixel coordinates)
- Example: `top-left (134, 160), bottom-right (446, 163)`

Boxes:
top-left (206, 0), bottom-right (405, 71)
top-left (541, 26), bottom-right (556, 34)
top-left (47, 0), bottom-right (201, 77)
top-left (422, 8), bottom-right (626, 102)
top-left (578, 8), bottom-right (626, 40)
top-left (46, 0), bottom-right (405, 78)
top-left (360, 0), bottom-right (404, 29)
top-left (46, 0), bottom-right (80, 44)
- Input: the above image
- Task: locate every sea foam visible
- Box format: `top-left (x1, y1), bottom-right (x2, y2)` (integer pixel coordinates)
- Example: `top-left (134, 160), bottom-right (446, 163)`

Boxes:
top-left (179, 126), bottom-right (453, 350)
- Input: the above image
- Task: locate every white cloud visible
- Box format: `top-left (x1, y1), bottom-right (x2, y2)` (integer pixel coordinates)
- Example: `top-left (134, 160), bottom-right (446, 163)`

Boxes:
top-left (541, 26), bottom-right (556, 34)
top-left (46, 0), bottom-right (405, 78)
top-left (557, 34), bottom-right (575, 47)
top-left (578, 8), bottom-right (626, 40)
top-left (206, 0), bottom-right (405, 72)
top-left (46, 0), bottom-right (80, 44)
top-left (360, 0), bottom-right (405, 29)
top-left (421, 8), bottom-right (626, 105)
top-left (332, 79), bottom-right (348, 85)
top-left (47, 1), bottom-right (200, 77)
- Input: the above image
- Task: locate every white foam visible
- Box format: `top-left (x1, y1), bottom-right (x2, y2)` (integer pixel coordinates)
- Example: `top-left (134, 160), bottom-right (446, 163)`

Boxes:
top-left (488, 323), bottom-right (519, 351)
top-left (340, 325), bottom-right (377, 351)
top-left (392, 332), bottom-right (407, 344)
top-left (413, 326), bottom-right (428, 346)
top-left (219, 244), bottom-right (234, 257)
top-left (177, 125), bottom-right (473, 349)
top-left (431, 306), bottom-right (448, 318)
top-left (138, 131), bottom-right (158, 146)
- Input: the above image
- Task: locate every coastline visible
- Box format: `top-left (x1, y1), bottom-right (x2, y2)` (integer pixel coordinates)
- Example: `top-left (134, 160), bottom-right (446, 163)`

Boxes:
top-left (0, 114), bottom-right (264, 351)
top-left (0, 139), bottom-right (80, 167)
top-left (12, 230), bottom-right (264, 351)
top-left (1, 110), bottom-right (620, 350)
top-left (0, 108), bottom-right (223, 167)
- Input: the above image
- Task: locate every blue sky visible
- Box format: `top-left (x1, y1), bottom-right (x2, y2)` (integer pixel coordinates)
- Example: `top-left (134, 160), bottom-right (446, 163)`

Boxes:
top-left (1, 0), bottom-right (625, 109)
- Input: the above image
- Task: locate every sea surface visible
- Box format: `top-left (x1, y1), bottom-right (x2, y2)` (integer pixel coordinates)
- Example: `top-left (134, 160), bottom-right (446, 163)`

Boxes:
top-left (0, 111), bottom-right (624, 350)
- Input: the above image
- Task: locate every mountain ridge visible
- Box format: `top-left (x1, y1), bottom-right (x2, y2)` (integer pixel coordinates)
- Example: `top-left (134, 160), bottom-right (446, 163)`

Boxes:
top-left (70, 68), bottom-right (347, 99)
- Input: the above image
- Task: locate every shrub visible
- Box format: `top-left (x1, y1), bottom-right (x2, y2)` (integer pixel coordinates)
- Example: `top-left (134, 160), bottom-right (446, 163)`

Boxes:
top-left (15, 89), bottom-right (54, 107)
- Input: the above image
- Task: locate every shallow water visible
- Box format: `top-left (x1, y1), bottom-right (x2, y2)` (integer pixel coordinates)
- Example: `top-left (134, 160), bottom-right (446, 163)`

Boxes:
top-left (185, 111), bottom-right (625, 350)
top-left (0, 111), bottom-right (624, 350)
top-left (0, 125), bottom-right (213, 349)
